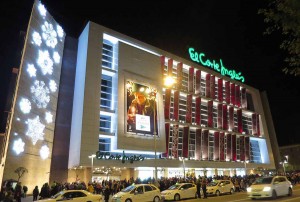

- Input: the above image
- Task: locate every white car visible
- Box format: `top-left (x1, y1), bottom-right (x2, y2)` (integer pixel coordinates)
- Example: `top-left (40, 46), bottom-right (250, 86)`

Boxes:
top-left (37, 190), bottom-right (102, 202)
top-left (111, 183), bottom-right (161, 202)
top-left (161, 183), bottom-right (197, 201)
top-left (247, 176), bottom-right (293, 200)
top-left (206, 180), bottom-right (235, 196)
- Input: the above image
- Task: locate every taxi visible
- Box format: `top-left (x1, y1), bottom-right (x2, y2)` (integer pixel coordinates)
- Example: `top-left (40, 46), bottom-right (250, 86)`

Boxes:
top-left (161, 183), bottom-right (197, 201)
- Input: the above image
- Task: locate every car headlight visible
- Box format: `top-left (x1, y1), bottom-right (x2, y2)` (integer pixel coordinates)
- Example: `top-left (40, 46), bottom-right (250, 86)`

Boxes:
top-left (247, 187), bottom-right (252, 192)
top-left (263, 187), bottom-right (271, 192)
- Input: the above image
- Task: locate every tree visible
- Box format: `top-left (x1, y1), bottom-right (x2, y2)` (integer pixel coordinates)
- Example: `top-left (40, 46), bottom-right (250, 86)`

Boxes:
top-left (258, 0), bottom-right (300, 76)
top-left (14, 167), bottom-right (28, 182)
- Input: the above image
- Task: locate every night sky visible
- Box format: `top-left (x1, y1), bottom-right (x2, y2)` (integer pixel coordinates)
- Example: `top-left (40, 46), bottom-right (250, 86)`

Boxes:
top-left (0, 0), bottom-right (299, 146)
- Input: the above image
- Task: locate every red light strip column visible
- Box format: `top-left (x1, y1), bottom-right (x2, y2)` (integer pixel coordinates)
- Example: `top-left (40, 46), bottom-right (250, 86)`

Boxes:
top-left (226, 134), bottom-right (232, 161)
top-left (232, 134), bottom-right (237, 161)
top-left (182, 127), bottom-right (189, 158)
top-left (207, 100), bottom-right (213, 127)
top-left (205, 74), bottom-right (211, 98)
top-left (220, 132), bottom-right (225, 161)
top-left (188, 67), bottom-right (194, 93)
top-left (162, 123), bottom-right (170, 158)
top-left (164, 89), bottom-right (171, 120)
top-left (202, 130), bottom-right (209, 160)
top-left (195, 97), bottom-right (201, 125)
top-left (210, 75), bottom-right (215, 99)
top-left (195, 70), bottom-right (201, 95)
top-left (177, 62), bottom-right (183, 90)
top-left (195, 129), bottom-right (202, 160)
top-left (173, 91), bottom-right (179, 121)
top-left (214, 132), bottom-right (220, 161)
top-left (218, 78), bottom-right (223, 102)
top-left (186, 94), bottom-right (192, 123)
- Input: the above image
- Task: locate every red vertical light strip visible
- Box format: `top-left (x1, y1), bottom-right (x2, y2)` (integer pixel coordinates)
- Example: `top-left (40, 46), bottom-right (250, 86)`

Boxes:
top-left (217, 104), bottom-right (222, 129)
top-left (160, 56), bottom-right (165, 76)
top-left (205, 74), bottom-right (211, 98)
top-left (222, 105), bottom-right (228, 130)
top-left (235, 85), bottom-right (241, 107)
top-left (229, 107), bottom-right (234, 131)
top-left (202, 130), bottom-right (209, 160)
top-left (252, 113), bottom-right (257, 136)
top-left (164, 89), bottom-right (171, 120)
top-left (207, 100), bottom-right (213, 127)
top-left (177, 62), bottom-right (183, 90)
top-left (171, 124), bottom-right (179, 158)
top-left (210, 75), bottom-right (215, 99)
top-left (195, 129), bottom-right (201, 160)
top-left (232, 134), bottom-right (237, 161)
top-left (241, 88), bottom-right (247, 109)
top-left (230, 83), bottom-right (235, 105)
top-left (173, 91), bottom-right (179, 121)
top-left (226, 134), bottom-right (232, 161)
top-left (245, 136), bottom-right (250, 161)
top-left (225, 81), bottom-right (230, 104)
top-left (188, 67), bottom-right (194, 93)
top-left (195, 97), bottom-right (201, 125)
top-left (195, 70), bottom-right (201, 95)
top-left (218, 78), bottom-right (223, 102)
top-left (162, 123), bottom-right (170, 158)
top-left (237, 109), bottom-right (243, 133)
top-left (186, 94), bottom-right (192, 123)
top-left (214, 132), bottom-right (220, 161)
top-left (257, 114), bottom-right (261, 137)
top-left (240, 136), bottom-right (245, 161)
top-left (168, 58), bottom-right (173, 76)
top-left (182, 127), bottom-right (189, 158)
top-left (220, 132), bottom-right (225, 161)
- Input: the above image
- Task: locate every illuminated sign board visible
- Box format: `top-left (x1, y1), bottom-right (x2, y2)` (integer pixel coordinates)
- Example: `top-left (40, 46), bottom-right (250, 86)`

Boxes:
top-left (188, 47), bottom-right (245, 82)
top-left (96, 151), bottom-right (145, 163)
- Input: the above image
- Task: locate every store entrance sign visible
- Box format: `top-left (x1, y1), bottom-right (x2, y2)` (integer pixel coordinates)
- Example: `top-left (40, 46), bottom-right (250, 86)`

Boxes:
top-left (188, 47), bottom-right (245, 83)
top-left (96, 150), bottom-right (145, 164)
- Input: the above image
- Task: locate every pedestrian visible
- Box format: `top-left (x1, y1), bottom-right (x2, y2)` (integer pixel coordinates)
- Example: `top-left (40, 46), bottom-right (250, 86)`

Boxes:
top-left (104, 185), bottom-right (110, 202)
top-left (201, 177), bottom-right (208, 199)
top-left (22, 185), bottom-right (28, 198)
top-left (33, 186), bottom-right (39, 201)
top-left (196, 177), bottom-right (201, 198)
top-left (14, 182), bottom-right (22, 202)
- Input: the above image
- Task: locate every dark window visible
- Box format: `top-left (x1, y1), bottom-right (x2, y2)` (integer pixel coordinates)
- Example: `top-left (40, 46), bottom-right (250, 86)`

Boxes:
top-left (99, 138), bottom-right (111, 151)
top-left (100, 115), bottom-right (111, 133)
top-left (144, 185), bottom-right (152, 192)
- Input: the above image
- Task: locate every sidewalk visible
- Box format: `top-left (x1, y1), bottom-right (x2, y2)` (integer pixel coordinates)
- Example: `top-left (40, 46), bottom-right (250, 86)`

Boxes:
top-left (21, 195), bottom-right (112, 202)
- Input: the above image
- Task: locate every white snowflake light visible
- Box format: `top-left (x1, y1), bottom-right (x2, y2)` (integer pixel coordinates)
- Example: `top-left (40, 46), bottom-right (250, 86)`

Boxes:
top-left (38, 3), bottom-right (47, 17)
top-left (31, 80), bottom-right (50, 108)
top-left (53, 51), bottom-right (60, 63)
top-left (37, 50), bottom-right (53, 75)
top-left (41, 21), bottom-right (57, 48)
top-left (32, 31), bottom-right (42, 46)
top-left (26, 116), bottom-right (45, 145)
top-left (57, 25), bottom-right (64, 38)
top-left (19, 98), bottom-right (31, 114)
top-left (13, 138), bottom-right (25, 155)
top-left (49, 80), bottom-right (57, 92)
top-left (45, 111), bottom-right (53, 123)
top-left (40, 145), bottom-right (50, 159)
top-left (27, 64), bottom-right (37, 77)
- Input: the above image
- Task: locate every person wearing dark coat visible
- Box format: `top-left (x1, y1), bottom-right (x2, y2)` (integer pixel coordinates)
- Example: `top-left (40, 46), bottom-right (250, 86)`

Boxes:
top-left (33, 186), bottom-right (39, 201)
top-left (104, 185), bottom-right (110, 202)
top-left (201, 177), bottom-right (208, 199)
top-left (14, 182), bottom-right (22, 202)
top-left (196, 177), bottom-right (202, 198)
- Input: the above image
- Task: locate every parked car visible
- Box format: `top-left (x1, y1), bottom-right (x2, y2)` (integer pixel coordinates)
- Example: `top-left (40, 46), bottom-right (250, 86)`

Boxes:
top-left (111, 183), bottom-right (161, 202)
top-left (247, 176), bottom-right (293, 200)
top-left (161, 182), bottom-right (197, 201)
top-left (37, 190), bottom-right (102, 202)
top-left (206, 180), bottom-right (235, 196)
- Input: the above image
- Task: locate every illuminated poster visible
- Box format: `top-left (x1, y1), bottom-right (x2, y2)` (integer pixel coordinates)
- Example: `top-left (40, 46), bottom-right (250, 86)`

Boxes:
top-left (126, 81), bottom-right (157, 135)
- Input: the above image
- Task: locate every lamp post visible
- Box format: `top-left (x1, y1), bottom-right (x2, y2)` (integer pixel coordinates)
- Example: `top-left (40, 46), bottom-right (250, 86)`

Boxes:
top-left (88, 154), bottom-right (96, 182)
top-left (179, 157), bottom-right (186, 179)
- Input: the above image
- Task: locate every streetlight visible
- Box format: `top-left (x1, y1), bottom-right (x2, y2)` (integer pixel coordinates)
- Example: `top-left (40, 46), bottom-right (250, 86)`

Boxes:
top-left (88, 154), bottom-right (96, 182)
top-left (179, 157), bottom-right (186, 179)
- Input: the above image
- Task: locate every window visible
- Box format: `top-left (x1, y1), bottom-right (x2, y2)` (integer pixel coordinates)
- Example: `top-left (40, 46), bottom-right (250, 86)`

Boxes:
top-left (144, 185), bottom-right (153, 192)
top-left (100, 114), bottom-right (111, 133)
top-left (102, 41), bottom-right (113, 69)
top-left (99, 138), bottom-right (111, 151)
top-left (250, 139), bottom-right (262, 163)
top-left (100, 75), bottom-right (112, 109)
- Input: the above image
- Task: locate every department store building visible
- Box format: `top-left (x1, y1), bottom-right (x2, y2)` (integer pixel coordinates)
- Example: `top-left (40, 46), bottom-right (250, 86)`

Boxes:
top-left (0, 0), bottom-right (276, 192)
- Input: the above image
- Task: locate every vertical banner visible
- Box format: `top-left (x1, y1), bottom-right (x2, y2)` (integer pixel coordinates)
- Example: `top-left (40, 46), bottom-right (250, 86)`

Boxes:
top-left (217, 103), bottom-right (222, 129)
top-left (173, 90), bottom-right (179, 121)
top-left (182, 127), bottom-right (189, 158)
top-left (160, 56), bottom-right (166, 76)
top-left (237, 109), bottom-right (243, 133)
top-left (202, 130), bottom-right (209, 160)
top-left (207, 100), bottom-right (213, 127)
top-left (177, 62), bottom-right (183, 90)
top-left (205, 74), bottom-right (211, 98)
top-left (225, 81), bottom-right (230, 104)
top-left (195, 97), bottom-right (201, 125)
top-left (226, 134), bottom-right (232, 161)
top-left (230, 83), bottom-right (235, 106)
top-left (162, 123), bottom-right (170, 158)
top-left (252, 113), bottom-right (257, 136)
top-left (186, 94), bottom-right (192, 123)
top-left (235, 85), bottom-right (241, 107)
top-left (240, 136), bottom-right (245, 161)
top-left (195, 129), bottom-right (202, 160)
top-left (171, 124), bottom-right (179, 158)
top-left (220, 132), bottom-right (225, 161)
top-left (232, 134), bottom-right (237, 161)
top-left (214, 132), bottom-right (220, 161)
top-left (164, 89), bottom-right (171, 120)
top-left (218, 78), bottom-right (223, 102)
top-left (210, 75), bottom-right (215, 99)
top-left (229, 106), bottom-right (234, 131)
top-left (188, 67), bottom-right (194, 93)
top-left (195, 70), bottom-right (201, 95)
top-left (241, 87), bottom-right (247, 109)
top-left (257, 114), bottom-right (261, 137)
top-left (245, 136), bottom-right (250, 161)
top-left (222, 105), bottom-right (228, 130)
top-left (126, 82), bottom-right (157, 135)
top-left (168, 58), bottom-right (173, 76)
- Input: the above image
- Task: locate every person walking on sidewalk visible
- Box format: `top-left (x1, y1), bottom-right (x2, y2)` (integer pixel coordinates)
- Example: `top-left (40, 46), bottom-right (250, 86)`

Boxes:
top-left (196, 177), bottom-right (201, 198)
top-left (201, 177), bottom-right (208, 199)
top-left (33, 186), bottom-right (39, 201)
top-left (104, 185), bottom-right (110, 202)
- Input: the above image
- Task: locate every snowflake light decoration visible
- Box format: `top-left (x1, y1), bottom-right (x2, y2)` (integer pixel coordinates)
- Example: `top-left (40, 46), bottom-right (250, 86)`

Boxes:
top-left (57, 25), bottom-right (64, 38)
top-left (38, 3), bottom-right (47, 17)
top-left (53, 51), bottom-right (60, 63)
top-left (32, 31), bottom-right (42, 46)
top-left (41, 21), bottom-right (57, 48)
top-left (27, 64), bottom-right (37, 77)
top-left (40, 145), bottom-right (50, 159)
top-left (19, 98), bottom-right (31, 114)
top-left (45, 111), bottom-right (53, 123)
top-left (13, 138), bottom-right (25, 155)
top-left (26, 116), bottom-right (45, 145)
top-left (31, 80), bottom-right (50, 108)
top-left (49, 80), bottom-right (57, 92)
top-left (37, 50), bottom-right (53, 75)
